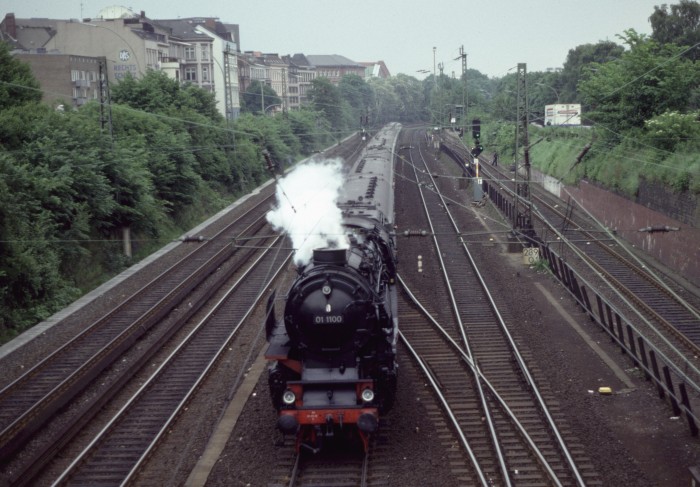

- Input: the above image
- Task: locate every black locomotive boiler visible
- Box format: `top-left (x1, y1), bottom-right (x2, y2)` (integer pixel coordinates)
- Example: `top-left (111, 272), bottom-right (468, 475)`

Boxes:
top-left (264, 123), bottom-right (401, 451)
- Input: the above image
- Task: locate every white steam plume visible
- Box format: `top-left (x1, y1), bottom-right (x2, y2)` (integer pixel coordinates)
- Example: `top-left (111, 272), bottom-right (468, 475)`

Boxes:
top-left (266, 159), bottom-right (348, 265)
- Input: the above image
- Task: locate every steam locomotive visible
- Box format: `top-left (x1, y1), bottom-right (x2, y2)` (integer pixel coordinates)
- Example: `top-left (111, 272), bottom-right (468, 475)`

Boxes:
top-left (264, 123), bottom-right (401, 451)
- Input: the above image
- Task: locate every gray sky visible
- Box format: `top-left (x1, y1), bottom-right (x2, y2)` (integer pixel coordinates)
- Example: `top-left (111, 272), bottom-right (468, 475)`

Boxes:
top-left (4, 0), bottom-right (665, 78)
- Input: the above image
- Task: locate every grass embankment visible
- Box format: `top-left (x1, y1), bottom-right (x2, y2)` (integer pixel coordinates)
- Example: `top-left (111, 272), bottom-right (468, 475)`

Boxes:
top-left (483, 123), bottom-right (700, 198)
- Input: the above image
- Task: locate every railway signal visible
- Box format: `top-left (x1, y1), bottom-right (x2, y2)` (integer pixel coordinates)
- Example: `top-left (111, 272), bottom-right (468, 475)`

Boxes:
top-left (472, 118), bottom-right (481, 141)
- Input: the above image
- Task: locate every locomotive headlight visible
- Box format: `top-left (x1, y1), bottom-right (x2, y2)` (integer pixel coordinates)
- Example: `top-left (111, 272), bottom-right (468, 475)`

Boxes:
top-left (282, 389), bottom-right (296, 405)
top-left (322, 284), bottom-right (331, 296)
top-left (361, 388), bottom-right (375, 403)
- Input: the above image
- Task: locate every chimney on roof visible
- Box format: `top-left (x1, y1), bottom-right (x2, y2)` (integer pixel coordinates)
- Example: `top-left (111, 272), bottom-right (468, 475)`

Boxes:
top-left (3, 13), bottom-right (17, 38)
top-left (140, 11), bottom-right (146, 19)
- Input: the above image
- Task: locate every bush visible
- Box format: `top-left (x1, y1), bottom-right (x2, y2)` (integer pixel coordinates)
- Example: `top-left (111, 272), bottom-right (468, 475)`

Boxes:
top-left (644, 110), bottom-right (700, 152)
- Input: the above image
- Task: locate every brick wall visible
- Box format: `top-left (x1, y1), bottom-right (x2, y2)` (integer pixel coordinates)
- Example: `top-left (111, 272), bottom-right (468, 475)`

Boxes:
top-left (637, 178), bottom-right (699, 228)
top-left (531, 168), bottom-right (700, 287)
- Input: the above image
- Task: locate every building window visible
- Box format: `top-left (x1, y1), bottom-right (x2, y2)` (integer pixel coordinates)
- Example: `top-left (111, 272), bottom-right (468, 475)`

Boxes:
top-left (71, 70), bottom-right (79, 81)
top-left (185, 66), bottom-right (197, 81)
top-left (201, 44), bottom-right (209, 61)
top-left (202, 66), bottom-right (210, 82)
top-left (185, 46), bottom-right (196, 61)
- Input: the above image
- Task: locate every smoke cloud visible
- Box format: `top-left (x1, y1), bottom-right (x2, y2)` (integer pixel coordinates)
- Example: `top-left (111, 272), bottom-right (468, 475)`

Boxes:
top-left (266, 159), bottom-right (348, 265)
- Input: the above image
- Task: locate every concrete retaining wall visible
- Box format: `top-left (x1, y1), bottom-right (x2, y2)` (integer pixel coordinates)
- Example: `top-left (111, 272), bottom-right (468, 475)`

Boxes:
top-left (532, 169), bottom-right (699, 287)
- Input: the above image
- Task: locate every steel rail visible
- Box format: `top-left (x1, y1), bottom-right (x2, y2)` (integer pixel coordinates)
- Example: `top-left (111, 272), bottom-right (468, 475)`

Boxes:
top-left (398, 330), bottom-right (489, 486)
top-left (52, 236), bottom-right (291, 486)
top-left (416, 143), bottom-right (585, 487)
top-left (407, 127), bottom-right (585, 486)
top-left (398, 275), bottom-right (565, 485)
top-left (408, 133), bottom-right (511, 485)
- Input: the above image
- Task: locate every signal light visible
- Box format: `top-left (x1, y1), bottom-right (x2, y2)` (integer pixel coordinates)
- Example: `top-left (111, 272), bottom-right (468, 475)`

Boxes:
top-left (472, 145), bottom-right (484, 157)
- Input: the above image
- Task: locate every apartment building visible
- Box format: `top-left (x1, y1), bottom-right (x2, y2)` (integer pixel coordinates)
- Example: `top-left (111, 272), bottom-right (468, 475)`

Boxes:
top-left (285, 53), bottom-right (316, 110)
top-left (2, 9), bottom-right (241, 119)
top-left (154, 17), bottom-right (241, 120)
top-left (2, 8), bottom-right (387, 117)
top-left (15, 53), bottom-right (106, 107)
top-left (305, 54), bottom-right (366, 84)
top-left (238, 52), bottom-right (270, 111)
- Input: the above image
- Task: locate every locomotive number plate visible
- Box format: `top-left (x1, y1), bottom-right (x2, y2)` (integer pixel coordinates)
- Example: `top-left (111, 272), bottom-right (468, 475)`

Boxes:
top-left (314, 315), bottom-right (344, 324)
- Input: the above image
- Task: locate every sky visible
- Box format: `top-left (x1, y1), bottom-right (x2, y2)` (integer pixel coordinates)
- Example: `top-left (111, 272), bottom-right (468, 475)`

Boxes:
top-left (3, 0), bottom-right (666, 78)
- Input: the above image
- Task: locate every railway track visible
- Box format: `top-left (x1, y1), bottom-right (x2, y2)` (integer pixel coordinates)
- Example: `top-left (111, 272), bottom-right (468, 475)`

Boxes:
top-left (393, 128), bottom-right (597, 486)
top-left (438, 132), bottom-right (700, 433)
top-left (0, 196), bottom-right (276, 484)
top-left (283, 446), bottom-right (369, 487)
top-left (487, 152), bottom-right (700, 365)
top-left (531, 189), bottom-right (700, 346)
top-left (52, 237), bottom-right (291, 485)
top-left (446, 134), bottom-right (700, 354)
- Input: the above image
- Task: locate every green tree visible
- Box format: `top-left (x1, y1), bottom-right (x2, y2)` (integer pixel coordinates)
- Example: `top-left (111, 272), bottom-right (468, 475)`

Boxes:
top-left (578, 30), bottom-right (700, 135)
top-left (0, 103), bottom-right (51, 149)
top-left (111, 70), bottom-right (222, 121)
top-left (285, 108), bottom-right (324, 153)
top-left (559, 41), bottom-right (624, 106)
top-left (240, 80), bottom-right (281, 114)
top-left (387, 74), bottom-right (427, 123)
top-left (369, 78), bottom-right (402, 125)
top-left (339, 74), bottom-right (374, 127)
top-left (0, 41), bottom-right (42, 109)
top-left (0, 150), bottom-right (82, 335)
top-left (110, 71), bottom-right (179, 113)
top-left (309, 77), bottom-right (344, 133)
top-left (179, 82), bottom-right (222, 121)
top-left (234, 113), bottom-right (290, 174)
top-left (650, 0), bottom-right (700, 61)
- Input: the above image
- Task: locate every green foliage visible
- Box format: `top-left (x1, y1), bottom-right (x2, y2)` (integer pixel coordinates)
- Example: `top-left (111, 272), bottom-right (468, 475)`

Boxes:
top-left (368, 77), bottom-right (402, 124)
top-left (240, 80), bottom-right (282, 114)
top-left (339, 74), bottom-right (374, 126)
top-left (310, 77), bottom-right (344, 132)
top-left (0, 102), bottom-right (52, 148)
top-left (532, 256), bottom-right (551, 274)
top-left (0, 41), bottom-right (42, 109)
top-left (0, 153), bottom-right (81, 334)
top-left (559, 41), bottom-right (624, 106)
top-left (578, 30), bottom-right (700, 135)
top-left (111, 71), bottom-right (222, 122)
top-left (650, 0), bottom-right (700, 61)
top-left (485, 120), bottom-right (699, 197)
top-left (0, 70), bottom-right (272, 342)
top-left (643, 110), bottom-right (700, 151)
top-left (286, 109), bottom-right (325, 153)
